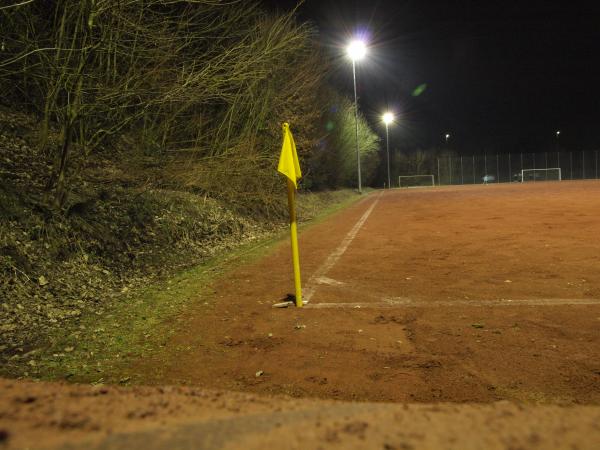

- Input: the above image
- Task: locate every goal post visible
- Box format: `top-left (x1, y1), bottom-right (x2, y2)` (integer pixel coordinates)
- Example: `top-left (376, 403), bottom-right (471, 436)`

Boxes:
top-left (398, 174), bottom-right (435, 188)
top-left (521, 168), bottom-right (562, 183)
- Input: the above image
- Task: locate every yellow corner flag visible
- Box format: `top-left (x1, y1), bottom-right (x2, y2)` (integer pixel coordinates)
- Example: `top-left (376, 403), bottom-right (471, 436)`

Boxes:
top-left (277, 123), bottom-right (303, 307)
top-left (277, 123), bottom-right (302, 188)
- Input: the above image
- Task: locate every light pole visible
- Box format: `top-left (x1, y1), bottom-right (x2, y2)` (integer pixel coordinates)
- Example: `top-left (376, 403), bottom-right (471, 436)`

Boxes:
top-left (555, 130), bottom-right (561, 169)
top-left (383, 112), bottom-right (394, 189)
top-left (347, 39), bottom-right (367, 193)
top-left (444, 135), bottom-right (451, 185)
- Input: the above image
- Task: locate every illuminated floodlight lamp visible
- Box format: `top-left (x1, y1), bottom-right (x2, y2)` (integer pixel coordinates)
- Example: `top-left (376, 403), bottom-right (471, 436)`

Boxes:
top-left (556, 130), bottom-right (561, 136)
top-left (347, 40), bottom-right (367, 61)
top-left (382, 112), bottom-right (395, 189)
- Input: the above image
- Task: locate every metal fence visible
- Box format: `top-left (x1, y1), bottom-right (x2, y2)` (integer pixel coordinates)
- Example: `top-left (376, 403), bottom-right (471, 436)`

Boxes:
top-left (434, 150), bottom-right (600, 185)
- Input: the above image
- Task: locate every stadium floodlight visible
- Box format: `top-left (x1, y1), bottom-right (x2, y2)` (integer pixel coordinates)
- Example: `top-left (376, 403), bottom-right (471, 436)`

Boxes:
top-left (382, 112), bottom-right (394, 189)
top-left (347, 39), bottom-right (368, 193)
top-left (347, 40), bottom-right (367, 61)
top-left (556, 130), bottom-right (561, 136)
top-left (445, 133), bottom-right (450, 143)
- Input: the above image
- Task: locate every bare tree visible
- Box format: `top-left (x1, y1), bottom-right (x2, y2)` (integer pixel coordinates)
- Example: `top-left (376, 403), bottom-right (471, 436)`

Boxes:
top-left (1, 0), bottom-right (377, 210)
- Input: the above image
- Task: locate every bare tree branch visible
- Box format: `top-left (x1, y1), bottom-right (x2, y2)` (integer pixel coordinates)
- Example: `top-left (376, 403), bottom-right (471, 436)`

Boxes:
top-left (0, 0), bottom-right (34, 11)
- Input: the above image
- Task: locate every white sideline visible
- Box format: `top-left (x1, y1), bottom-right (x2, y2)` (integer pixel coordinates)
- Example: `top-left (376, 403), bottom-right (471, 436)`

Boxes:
top-left (303, 193), bottom-right (382, 303)
top-left (304, 298), bottom-right (600, 309)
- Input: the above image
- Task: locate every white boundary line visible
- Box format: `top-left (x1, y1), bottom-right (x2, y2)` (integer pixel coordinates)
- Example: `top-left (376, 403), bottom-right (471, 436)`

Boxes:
top-left (303, 193), bottom-right (382, 303)
top-left (304, 298), bottom-right (600, 308)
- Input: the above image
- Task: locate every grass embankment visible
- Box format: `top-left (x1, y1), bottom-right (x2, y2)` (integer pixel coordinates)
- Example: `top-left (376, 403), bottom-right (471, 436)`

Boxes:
top-left (18, 190), bottom-right (365, 384)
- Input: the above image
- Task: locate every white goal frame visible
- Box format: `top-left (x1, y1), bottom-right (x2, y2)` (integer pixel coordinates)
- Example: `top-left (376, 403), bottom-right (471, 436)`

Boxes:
top-left (398, 174), bottom-right (435, 188)
top-left (521, 168), bottom-right (562, 183)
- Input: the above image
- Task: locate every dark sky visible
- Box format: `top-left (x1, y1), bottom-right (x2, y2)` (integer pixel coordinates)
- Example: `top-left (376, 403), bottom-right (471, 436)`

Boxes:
top-left (263, 0), bottom-right (600, 154)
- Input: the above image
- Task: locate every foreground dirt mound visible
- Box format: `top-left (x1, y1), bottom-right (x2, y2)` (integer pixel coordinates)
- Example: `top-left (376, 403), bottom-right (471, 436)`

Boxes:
top-left (1, 378), bottom-right (600, 449)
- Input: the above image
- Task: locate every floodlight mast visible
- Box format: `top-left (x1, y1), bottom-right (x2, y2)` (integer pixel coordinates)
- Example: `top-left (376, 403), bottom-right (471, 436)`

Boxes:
top-left (383, 112), bottom-right (394, 189)
top-left (347, 40), bottom-right (366, 194)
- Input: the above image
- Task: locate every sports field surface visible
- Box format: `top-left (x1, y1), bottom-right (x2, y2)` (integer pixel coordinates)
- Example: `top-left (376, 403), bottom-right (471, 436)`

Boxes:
top-left (135, 181), bottom-right (600, 404)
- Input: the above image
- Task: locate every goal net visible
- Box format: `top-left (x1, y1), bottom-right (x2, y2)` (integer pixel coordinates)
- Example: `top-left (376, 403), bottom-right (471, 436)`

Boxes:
top-left (521, 168), bottom-right (561, 182)
top-left (398, 175), bottom-right (435, 188)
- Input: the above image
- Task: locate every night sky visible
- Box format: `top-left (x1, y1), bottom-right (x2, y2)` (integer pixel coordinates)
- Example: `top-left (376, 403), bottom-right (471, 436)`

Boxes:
top-left (264, 0), bottom-right (600, 154)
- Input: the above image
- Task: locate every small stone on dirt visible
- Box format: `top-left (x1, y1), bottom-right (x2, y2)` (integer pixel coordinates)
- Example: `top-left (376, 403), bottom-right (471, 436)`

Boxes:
top-left (471, 323), bottom-right (485, 329)
top-left (14, 395), bottom-right (36, 404)
top-left (255, 370), bottom-right (264, 377)
top-left (273, 301), bottom-right (293, 308)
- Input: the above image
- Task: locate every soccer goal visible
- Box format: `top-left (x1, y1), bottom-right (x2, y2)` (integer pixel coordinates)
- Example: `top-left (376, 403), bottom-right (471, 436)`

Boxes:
top-left (521, 168), bottom-right (562, 183)
top-left (398, 174), bottom-right (435, 188)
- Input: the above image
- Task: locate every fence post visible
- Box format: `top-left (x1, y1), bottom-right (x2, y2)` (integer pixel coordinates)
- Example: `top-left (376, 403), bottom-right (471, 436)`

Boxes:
top-left (557, 151), bottom-right (560, 168)
top-left (460, 156), bottom-right (464, 184)
top-left (570, 152), bottom-right (573, 179)
top-left (520, 153), bottom-right (523, 173)
top-left (437, 157), bottom-right (440, 186)
top-left (508, 153), bottom-right (512, 182)
top-left (472, 155), bottom-right (475, 184)
top-left (484, 153), bottom-right (487, 177)
top-left (496, 154), bottom-right (500, 182)
top-left (449, 156), bottom-right (453, 185)
top-left (596, 150), bottom-right (598, 179)
top-left (582, 151), bottom-right (585, 179)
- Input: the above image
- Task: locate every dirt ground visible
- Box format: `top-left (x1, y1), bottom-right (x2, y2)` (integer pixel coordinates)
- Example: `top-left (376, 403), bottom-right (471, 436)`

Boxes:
top-left (2, 378), bottom-right (600, 449)
top-left (4, 181), bottom-right (600, 449)
top-left (132, 181), bottom-right (600, 404)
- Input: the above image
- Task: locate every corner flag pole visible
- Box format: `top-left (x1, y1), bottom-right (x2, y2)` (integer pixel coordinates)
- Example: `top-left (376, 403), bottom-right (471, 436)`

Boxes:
top-left (277, 123), bottom-right (303, 307)
top-left (286, 179), bottom-right (302, 307)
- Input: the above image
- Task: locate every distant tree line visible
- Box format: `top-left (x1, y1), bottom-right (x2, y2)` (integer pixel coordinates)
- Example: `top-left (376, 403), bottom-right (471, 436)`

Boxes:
top-left (0, 0), bottom-right (380, 212)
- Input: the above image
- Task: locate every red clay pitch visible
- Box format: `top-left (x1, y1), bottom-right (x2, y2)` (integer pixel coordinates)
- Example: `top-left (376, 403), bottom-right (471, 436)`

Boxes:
top-left (134, 181), bottom-right (600, 404)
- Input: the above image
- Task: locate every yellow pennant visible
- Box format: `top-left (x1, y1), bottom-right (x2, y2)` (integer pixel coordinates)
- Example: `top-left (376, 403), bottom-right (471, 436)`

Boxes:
top-left (277, 123), bottom-right (302, 189)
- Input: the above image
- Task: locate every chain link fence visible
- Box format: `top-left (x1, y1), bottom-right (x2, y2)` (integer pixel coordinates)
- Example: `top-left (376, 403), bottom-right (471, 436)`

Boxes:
top-left (432, 151), bottom-right (600, 185)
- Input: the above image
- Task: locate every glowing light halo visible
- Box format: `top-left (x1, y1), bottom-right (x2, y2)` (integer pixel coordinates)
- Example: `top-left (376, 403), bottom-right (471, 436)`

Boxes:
top-left (383, 112), bottom-right (394, 125)
top-left (347, 39), bottom-right (367, 61)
